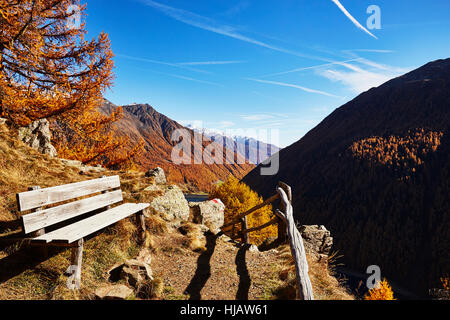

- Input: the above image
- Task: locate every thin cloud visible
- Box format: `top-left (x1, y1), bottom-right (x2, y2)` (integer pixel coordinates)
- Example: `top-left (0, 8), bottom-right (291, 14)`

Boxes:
top-left (148, 69), bottom-right (223, 87)
top-left (240, 114), bottom-right (275, 121)
top-left (331, 0), bottom-right (378, 39)
top-left (140, 0), bottom-right (328, 61)
top-left (177, 60), bottom-right (246, 66)
top-left (347, 49), bottom-right (395, 53)
top-left (246, 78), bottom-right (343, 99)
top-left (117, 53), bottom-right (210, 74)
top-left (317, 59), bottom-right (411, 93)
top-left (261, 58), bottom-right (363, 77)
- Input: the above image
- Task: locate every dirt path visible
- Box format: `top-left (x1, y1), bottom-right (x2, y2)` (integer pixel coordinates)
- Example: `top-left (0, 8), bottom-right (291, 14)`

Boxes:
top-left (151, 232), bottom-right (282, 300)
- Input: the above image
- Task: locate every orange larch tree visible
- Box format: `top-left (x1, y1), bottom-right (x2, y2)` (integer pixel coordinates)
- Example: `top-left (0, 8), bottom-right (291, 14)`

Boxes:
top-left (0, 0), bottom-right (141, 167)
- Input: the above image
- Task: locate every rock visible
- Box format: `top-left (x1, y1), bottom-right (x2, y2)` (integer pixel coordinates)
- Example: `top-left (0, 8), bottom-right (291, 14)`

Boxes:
top-left (0, 118), bottom-right (7, 125)
top-left (107, 250), bottom-right (153, 289)
top-left (249, 244), bottom-right (259, 253)
top-left (299, 225), bottom-right (333, 260)
top-left (18, 119), bottom-right (57, 157)
top-left (149, 185), bottom-right (190, 221)
top-left (429, 288), bottom-right (450, 300)
top-left (95, 284), bottom-right (134, 300)
top-left (190, 199), bottom-right (225, 232)
top-left (145, 167), bottom-right (167, 184)
top-left (121, 259), bottom-right (153, 288)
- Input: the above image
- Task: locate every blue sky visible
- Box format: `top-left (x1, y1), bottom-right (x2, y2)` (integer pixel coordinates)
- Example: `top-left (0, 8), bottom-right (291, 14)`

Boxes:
top-left (85, 0), bottom-right (450, 147)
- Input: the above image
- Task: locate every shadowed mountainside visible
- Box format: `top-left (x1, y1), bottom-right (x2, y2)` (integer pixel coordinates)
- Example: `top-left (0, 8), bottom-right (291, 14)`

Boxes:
top-left (243, 58), bottom-right (450, 296)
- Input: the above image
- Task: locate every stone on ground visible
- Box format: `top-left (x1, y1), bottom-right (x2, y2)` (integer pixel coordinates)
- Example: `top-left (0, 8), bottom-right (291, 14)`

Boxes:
top-left (145, 167), bottom-right (167, 184)
top-left (299, 225), bottom-right (333, 261)
top-left (95, 284), bottom-right (134, 300)
top-left (149, 185), bottom-right (190, 221)
top-left (189, 199), bottom-right (225, 233)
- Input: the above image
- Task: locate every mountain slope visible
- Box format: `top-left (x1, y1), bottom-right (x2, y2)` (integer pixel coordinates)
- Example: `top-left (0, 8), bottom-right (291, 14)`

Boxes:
top-left (243, 58), bottom-right (450, 296)
top-left (101, 101), bottom-right (254, 191)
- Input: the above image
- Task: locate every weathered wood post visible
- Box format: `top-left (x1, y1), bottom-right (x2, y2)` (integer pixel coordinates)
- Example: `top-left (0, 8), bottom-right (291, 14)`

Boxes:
top-left (277, 187), bottom-right (314, 300)
top-left (136, 210), bottom-right (147, 244)
top-left (241, 216), bottom-right (249, 244)
top-left (276, 182), bottom-right (290, 243)
top-left (68, 238), bottom-right (84, 290)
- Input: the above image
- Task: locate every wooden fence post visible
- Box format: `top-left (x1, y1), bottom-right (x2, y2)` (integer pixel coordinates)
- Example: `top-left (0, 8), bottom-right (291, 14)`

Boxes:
top-left (277, 187), bottom-right (314, 300)
top-left (241, 216), bottom-right (249, 244)
top-left (277, 182), bottom-right (291, 243)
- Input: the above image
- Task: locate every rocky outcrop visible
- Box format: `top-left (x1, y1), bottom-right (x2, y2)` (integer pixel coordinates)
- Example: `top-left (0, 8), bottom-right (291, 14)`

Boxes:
top-left (145, 167), bottom-right (167, 184)
top-left (189, 199), bottom-right (225, 233)
top-left (149, 185), bottom-right (190, 221)
top-left (299, 225), bottom-right (333, 261)
top-left (18, 119), bottom-right (57, 157)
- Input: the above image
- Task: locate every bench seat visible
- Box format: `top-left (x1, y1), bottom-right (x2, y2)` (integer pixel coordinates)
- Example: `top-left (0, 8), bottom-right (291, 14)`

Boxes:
top-left (31, 203), bottom-right (149, 244)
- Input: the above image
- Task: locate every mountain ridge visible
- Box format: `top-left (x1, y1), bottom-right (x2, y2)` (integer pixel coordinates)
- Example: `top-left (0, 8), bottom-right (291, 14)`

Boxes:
top-left (242, 58), bottom-right (450, 296)
top-left (100, 100), bottom-right (254, 191)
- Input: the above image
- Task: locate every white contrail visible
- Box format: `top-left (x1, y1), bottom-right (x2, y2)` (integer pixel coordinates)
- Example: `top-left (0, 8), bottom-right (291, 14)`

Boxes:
top-left (261, 58), bottom-right (363, 77)
top-left (116, 54), bottom-right (211, 74)
top-left (331, 0), bottom-right (378, 39)
top-left (246, 78), bottom-right (343, 99)
top-left (146, 69), bottom-right (223, 87)
top-left (140, 0), bottom-right (329, 62)
top-left (177, 61), bottom-right (246, 66)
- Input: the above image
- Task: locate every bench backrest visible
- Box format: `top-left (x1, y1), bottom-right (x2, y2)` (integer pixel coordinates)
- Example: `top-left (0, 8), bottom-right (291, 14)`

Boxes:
top-left (17, 176), bottom-right (123, 235)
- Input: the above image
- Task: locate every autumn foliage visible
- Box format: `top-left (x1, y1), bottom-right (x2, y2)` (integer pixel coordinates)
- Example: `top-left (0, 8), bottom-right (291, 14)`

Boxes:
top-left (364, 279), bottom-right (396, 300)
top-left (210, 176), bottom-right (277, 245)
top-left (0, 0), bottom-right (141, 167)
top-left (350, 129), bottom-right (443, 177)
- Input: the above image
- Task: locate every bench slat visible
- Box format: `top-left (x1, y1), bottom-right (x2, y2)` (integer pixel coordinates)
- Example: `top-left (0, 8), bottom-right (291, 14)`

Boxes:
top-left (31, 203), bottom-right (149, 244)
top-left (21, 189), bottom-right (123, 234)
top-left (17, 176), bottom-right (121, 212)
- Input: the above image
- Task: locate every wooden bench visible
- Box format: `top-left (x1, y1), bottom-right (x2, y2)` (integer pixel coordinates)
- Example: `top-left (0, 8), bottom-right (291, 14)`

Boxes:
top-left (16, 175), bottom-right (149, 289)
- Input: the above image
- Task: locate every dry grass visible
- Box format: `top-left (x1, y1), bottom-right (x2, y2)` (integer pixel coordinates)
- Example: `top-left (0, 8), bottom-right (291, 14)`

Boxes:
top-left (179, 222), bottom-right (207, 252)
top-left (273, 245), bottom-right (354, 300)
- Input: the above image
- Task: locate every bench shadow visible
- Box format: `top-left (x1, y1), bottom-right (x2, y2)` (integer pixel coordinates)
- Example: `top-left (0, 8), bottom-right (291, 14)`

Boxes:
top-left (0, 243), bottom-right (65, 285)
top-left (235, 244), bottom-right (251, 300)
top-left (184, 231), bottom-right (220, 300)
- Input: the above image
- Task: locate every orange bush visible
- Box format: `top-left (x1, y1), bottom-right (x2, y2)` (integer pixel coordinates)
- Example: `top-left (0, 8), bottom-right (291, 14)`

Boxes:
top-left (210, 176), bottom-right (277, 245)
top-left (441, 277), bottom-right (450, 290)
top-left (364, 279), bottom-right (396, 300)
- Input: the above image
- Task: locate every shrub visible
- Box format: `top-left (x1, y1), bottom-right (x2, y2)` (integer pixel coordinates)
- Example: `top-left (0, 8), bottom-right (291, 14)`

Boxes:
top-left (210, 176), bottom-right (277, 245)
top-left (364, 279), bottom-right (396, 300)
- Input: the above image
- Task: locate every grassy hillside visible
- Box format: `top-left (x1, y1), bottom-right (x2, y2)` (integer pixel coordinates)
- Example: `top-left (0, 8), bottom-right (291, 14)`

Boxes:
top-left (0, 122), bottom-right (352, 300)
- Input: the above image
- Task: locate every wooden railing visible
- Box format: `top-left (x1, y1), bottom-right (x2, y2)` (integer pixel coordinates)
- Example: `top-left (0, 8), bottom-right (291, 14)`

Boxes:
top-left (220, 182), bottom-right (314, 300)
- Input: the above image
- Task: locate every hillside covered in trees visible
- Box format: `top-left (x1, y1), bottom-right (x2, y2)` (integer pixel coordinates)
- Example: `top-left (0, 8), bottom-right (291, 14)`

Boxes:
top-left (243, 58), bottom-right (450, 296)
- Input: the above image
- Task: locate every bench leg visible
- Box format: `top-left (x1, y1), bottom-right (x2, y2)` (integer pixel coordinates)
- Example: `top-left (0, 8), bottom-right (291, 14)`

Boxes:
top-left (136, 210), bottom-right (146, 244)
top-left (67, 239), bottom-right (84, 290)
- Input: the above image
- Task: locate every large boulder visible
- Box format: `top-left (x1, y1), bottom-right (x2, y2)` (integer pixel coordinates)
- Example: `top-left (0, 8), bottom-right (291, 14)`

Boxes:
top-left (18, 119), bottom-right (57, 157)
top-left (190, 199), bottom-right (225, 232)
top-left (149, 185), bottom-right (190, 221)
top-left (299, 225), bottom-right (333, 261)
top-left (145, 167), bottom-right (167, 184)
